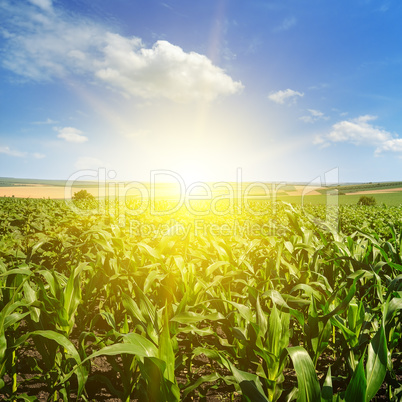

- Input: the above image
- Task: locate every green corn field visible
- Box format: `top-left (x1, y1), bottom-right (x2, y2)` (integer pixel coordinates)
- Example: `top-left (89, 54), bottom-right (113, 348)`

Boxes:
top-left (0, 196), bottom-right (401, 401)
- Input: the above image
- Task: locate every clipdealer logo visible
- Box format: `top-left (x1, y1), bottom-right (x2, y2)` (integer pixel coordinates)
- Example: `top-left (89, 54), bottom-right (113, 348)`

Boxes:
top-left (64, 168), bottom-right (285, 217)
top-left (64, 167), bottom-right (340, 233)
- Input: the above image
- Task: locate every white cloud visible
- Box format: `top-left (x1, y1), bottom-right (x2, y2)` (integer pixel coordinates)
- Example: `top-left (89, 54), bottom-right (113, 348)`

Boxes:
top-left (0, 1), bottom-right (243, 102)
top-left (75, 156), bottom-right (104, 170)
top-left (315, 115), bottom-right (402, 156)
top-left (0, 28), bottom-right (14, 39)
top-left (274, 16), bottom-right (297, 32)
top-left (300, 109), bottom-right (328, 123)
top-left (28, 0), bottom-right (53, 11)
top-left (326, 115), bottom-right (390, 144)
top-left (56, 127), bottom-right (88, 143)
top-left (0, 2), bottom-right (107, 81)
top-left (0, 146), bottom-right (45, 158)
top-left (32, 152), bottom-right (46, 159)
top-left (268, 88), bottom-right (304, 105)
top-left (97, 35), bottom-right (243, 102)
top-left (32, 117), bottom-right (57, 125)
top-left (0, 146), bottom-right (26, 157)
top-left (375, 138), bottom-right (402, 155)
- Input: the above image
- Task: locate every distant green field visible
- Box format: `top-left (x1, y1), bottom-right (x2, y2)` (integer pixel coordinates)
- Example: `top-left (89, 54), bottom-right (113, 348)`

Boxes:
top-left (0, 177), bottom-right (99, 188)
top-left (277, 192), bottom-right (402, 206)
top-left (324, 181), bottom-right (402, 194)
top-left (2, 177), bottom-right (402, 205)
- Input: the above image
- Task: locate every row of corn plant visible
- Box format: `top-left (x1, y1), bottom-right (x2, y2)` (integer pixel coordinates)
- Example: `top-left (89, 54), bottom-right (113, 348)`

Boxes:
top-left (0, 197), bottom-right (401, 400)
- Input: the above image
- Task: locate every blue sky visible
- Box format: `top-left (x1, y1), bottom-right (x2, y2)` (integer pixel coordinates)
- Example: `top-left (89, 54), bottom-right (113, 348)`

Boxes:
top-left (1, 0), bottom-right (402, 184)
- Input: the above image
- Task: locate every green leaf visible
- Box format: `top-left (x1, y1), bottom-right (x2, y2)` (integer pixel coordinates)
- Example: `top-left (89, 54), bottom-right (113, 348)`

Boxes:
top-left (0, 268), bottom-right (32, 277)
top-left (345, 358), bottom-right (366, 402)
top-left (366, 325), bottom-right (387, 401)
top-left (267, 303), bottom-right (281, 358)
top-left (38, 269), bottom-right (58, 297)
top-left (139, 356), bottom-right (180, 401)
top-left (122, 332), bottom-right (158, 357)
top-left (225, 300), bottom-right (254, 322)
top-left (0, 301), bottom-right (30, 361)
top-left (330, 316), bottom-right (358, 348)
top-left (323, 274), bottom-right (363, 320)
top-left (137, 242), bottom-right (162, 260)
top-left (205, 261), bottom-right (230, 276)
top-left (158, 307), bottom-right (175, 382)
top-left (228, 361), bottom-right (270, 402)
top-left (286, 346), bottom-right (321, 402)
top-left (263, 289), bottom-right (304, 326)
top-left (4, 311), bottom-right (30, 329)
top-left (176, 325), bottom-right (214, 336)
top-left (122, 292), bottom-right (146, 324)
top-left (182, 373), bottom-right (221, 398)
top-left (86, 338), bottom-right (157, 362)
top-left (9, 394), bottom-right (37, 402)
top-left (63, 265), bottom-right (85, 330)
top-left (192, 347), bottom-right (230, 370)
top-left (256, 295), bottom-right (268, 338)
top-left (170, 311), bottom-right (207, 324)
top-left (385, 297), bottom-right (402, 324)
top-left (321, 366), bottom-right (333, 402)
top-left (23, 281), bottom-right (41, 323)
top-left (29, 330), bottom-right (86, 397)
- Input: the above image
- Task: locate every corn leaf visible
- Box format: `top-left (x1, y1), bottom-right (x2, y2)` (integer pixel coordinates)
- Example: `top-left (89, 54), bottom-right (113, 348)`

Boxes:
top-left (345, 358), bottom-right (366, 402)
top-left (366, 325), bottom-right (387, 401)
top-left (286, 346), bottom-right (321, 402)
top-left (228, 361), bottom-right (270, 402)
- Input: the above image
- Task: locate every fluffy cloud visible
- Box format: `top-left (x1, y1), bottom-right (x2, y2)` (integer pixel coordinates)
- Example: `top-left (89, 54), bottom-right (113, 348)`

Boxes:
top-left (315, 115), bottom-right (401, 155)
top-left (0, 1), bottom-right (243, 102)
top-left (268, 88), bottom-right (304, 105)
top-left (0, 146), bottom-right (26, 157)
top-left (375, 138), bottom-right (402, 154)
top-left (323, 115), bottom-right (390, 144)
top-left (97, 35), bottom-right (243, 102)
top-left (0, 2), bottom-right (107, 81)
top-left (56, 127), bottom-right (88, 143)
top-left (300, 109), bottom-right (327, 123)
top-left (0, 146), bottom-right (45, 158)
